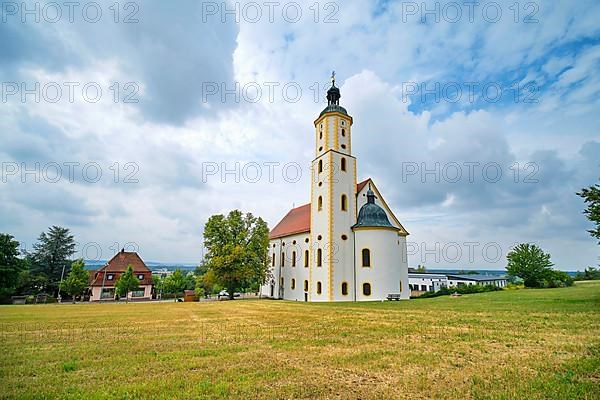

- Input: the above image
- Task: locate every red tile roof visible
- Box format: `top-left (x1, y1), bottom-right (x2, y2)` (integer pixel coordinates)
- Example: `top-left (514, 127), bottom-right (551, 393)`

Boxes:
top-left (89, 251), bottom-right (153, 286)
top-left (269, 179), bottom-right (370, 239)
top-left (269, 203), bottom-right (311, 239)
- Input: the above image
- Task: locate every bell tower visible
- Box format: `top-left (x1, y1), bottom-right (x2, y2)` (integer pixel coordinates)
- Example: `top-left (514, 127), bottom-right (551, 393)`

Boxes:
top-left (310, 72), bottom-right (357, 301)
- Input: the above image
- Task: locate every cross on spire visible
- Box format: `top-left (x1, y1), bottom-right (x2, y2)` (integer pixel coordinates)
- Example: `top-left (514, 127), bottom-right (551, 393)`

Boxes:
top-left (331, 70), bottom-right (336, 86)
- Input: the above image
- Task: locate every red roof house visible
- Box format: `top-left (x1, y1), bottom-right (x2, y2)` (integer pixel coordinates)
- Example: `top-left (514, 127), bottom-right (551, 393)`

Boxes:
top-left (89, 249), bottom-right (153, 301)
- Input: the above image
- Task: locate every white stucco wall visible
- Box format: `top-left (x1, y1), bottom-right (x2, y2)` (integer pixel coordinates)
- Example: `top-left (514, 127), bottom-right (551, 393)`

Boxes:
top-left (354, 229), bottom-right (409, 301)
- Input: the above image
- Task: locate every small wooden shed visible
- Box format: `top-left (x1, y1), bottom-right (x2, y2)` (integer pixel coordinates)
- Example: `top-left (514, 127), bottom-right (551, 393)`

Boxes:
top-left (183, 290), bottom-right (197, 302)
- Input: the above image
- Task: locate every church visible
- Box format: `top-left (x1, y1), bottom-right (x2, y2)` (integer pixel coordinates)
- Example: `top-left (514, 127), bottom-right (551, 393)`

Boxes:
top-left (260, 74), bottom-right (410, 301)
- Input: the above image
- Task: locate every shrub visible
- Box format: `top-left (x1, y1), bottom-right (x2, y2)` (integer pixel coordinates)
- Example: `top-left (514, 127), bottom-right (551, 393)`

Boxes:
top-left (415, 283), bottom-right (502, 299)
top-left (545, 270), bottom-right (574, 288)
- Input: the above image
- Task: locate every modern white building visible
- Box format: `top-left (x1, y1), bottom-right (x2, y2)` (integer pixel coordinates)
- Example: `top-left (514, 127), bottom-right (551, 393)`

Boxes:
top-left (446, 274), bottom-right (507, 288)
top-left (260, 75), bottom-right (410, 302)
top-left (408, 273), bottom-right (448, 293)
top-left (408, 272), bottom-right (507, 296)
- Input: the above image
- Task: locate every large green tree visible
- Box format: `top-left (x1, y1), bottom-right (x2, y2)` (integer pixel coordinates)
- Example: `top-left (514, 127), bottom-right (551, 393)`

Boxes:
top-left (203, 210), bottom-right (269, 299)
top-left (0, 234), bottom-right (25, 301)
top-left (115, 264), bottom-right (140, 303)
top-left (506, 243), bottom-right (553, 288)
top-left (163, 269), bottom-right (194, 300)
top-left (577, 181), bottom-right (600, 243)
top-left (30, 226), bottom-right (76, 296)
top-left (59, 259), bottom-right (89, 303)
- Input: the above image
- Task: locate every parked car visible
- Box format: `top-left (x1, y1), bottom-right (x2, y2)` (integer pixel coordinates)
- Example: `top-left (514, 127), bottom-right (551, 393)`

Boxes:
top-left (217, 290), bottom-right (242, 299)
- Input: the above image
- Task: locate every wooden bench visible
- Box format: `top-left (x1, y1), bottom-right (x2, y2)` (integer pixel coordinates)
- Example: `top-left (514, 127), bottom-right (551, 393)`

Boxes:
top-left (386, 294), bottom-right (402, 301)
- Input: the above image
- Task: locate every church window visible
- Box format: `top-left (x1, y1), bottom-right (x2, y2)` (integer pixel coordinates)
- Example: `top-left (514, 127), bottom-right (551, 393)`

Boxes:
top-left (341, 144), bottom-right (346, 149)
top-left (281, 252), bottom-right (285, 267)
top-left (318, 160), bottom-right (323, 173)
top-left (342, 128), bottom-right (345, 137)
top-left (272, 253), bottom-right (275, 267)
top-left (292, 240), bottom-right (296, 245)
top-left (341, 158), bottom-right (346, 171)
top-left (292, 251), bottom-right (296, 267)
top-left (318, 196), bottom-right (323, 211)
top-left (318, 181), bottom-right (322, 187)
top-left (281, 277), bottom-right (284, 288)
top-left (341, 234), bottom-right (348, 240)
top-left (317, 235), bottom-right (322, 240)
top-left (317, 281), bottom-right (322, 294)
top-left (341, 194), bottom-right (347, 211)
top-left (305, 238), bottom-right (309, 243)
top-left (319, 146), bottom-right (323, 151)
top-left (304, 250), bottom-right (309, 267)
top-left (291, 279), bottom-right (296, 289)
top-left (362, 283), bottom-right (371, 296)
top-left (319, 131), bottom-right (323, 139)
top-left (341, 282), bottom-right (348, 296)
top-left (317, 248), bottom-right (322, 267)
top-left (304, 280), bottom-right (309, 291)
top-left (341, 121), bottom-right (345, 126)
top-left (362, 249), bottom-right (371, 267)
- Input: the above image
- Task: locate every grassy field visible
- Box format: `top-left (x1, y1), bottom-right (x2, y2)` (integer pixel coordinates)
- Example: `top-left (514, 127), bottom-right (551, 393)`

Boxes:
top-left (1, 282), bottom-right (599, 399)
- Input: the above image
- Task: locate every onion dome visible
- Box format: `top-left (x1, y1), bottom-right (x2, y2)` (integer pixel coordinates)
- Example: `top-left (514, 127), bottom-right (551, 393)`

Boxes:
top-left (320, 71), bottom-right (348, 117)
top-left (352, 184), bottom-right (398, 229)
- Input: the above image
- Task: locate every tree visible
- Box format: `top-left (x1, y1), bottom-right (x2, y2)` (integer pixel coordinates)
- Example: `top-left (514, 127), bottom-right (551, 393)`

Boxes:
top-left (59, 259), bottom-right (89, 303)
top-left (163, 269), bottom-right (193, 300)
top-left (506, 243), bottom-right (553, 288)
top-left (30, 226), bottom-right (76, 296)
top-left (195, 269), bottom-right (218, 298)
top-left (203, 210), bottom-right (269, 299)
top-left (415, 264), bottom-right (426, 272)
top-left (0, 234), bottom-right (25, 302)
top-left (577, 181), bottom-right (600, 243)
top-left (574, 267), bottom-right (600, 281)
top-left (115, 264), bottom-right (139, 303)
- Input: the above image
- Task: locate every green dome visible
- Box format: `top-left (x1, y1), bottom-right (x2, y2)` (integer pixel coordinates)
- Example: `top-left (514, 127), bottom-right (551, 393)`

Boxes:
top-left (352, 186), bottom-right (396, 229)
top-left (319, 104), bottom-right (348, 117)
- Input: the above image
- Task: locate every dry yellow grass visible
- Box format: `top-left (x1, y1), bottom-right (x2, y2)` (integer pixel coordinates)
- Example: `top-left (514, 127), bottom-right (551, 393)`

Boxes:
top-left (1, 281), bottom-right (599, 399)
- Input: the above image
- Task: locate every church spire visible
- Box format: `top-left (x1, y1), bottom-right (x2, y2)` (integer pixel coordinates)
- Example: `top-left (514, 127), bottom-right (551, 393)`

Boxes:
top-left (366, 183), bottom-right (376, 204)
top-left (326, 70), bottom-right (341, 106)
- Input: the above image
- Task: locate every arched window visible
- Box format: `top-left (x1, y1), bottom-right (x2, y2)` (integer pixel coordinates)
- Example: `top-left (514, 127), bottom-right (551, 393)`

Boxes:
top-left (292, 251), bottom-right (296, 267)
top-left (341, 194), bottom-right (347, 211)
top-left (341, 157), bottom-right (346, 171)
top-left (281, 252), bottom-right (285, 267)
top-left (362, 283), bottom-right (371, 296)
top-left (319, 130), bottom-right (323, 139)
top-left (317, 248), bottom-right (322, 267)
top-left (341, 128), bottom-right (346, 137)
top-left (341, 282), bottom-right (348, 296)
top-left (362, 249), bottom-right (371, 267)
top-left (317, 281), bottom-right (322, 294)
top-left (304, 250), bottom-right (309, 268)
top-left (281, 277), bottom-right (284, 287)
top-left (318, 160), bottom-right (323, 173)
top-left (318, 196), bottom-right (323, 211)
top-left (272, 253), bottom-right (275, 267)
top-left (304, 280), bottom-right (309, 292)
top-left (291, 279), bottom-right (296, 289)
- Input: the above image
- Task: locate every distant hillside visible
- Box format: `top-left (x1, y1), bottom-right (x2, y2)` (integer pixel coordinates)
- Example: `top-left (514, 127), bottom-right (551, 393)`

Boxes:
top-left (83, 260), bottom-right (197, 271)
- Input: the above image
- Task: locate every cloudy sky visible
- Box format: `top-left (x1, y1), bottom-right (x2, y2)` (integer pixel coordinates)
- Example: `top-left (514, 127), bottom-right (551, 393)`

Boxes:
top-left (1, 0), bottom-right (598, 269)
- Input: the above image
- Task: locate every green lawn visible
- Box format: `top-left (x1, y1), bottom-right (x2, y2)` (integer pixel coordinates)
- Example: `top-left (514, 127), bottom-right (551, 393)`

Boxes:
top-left (1, 281), bottom-right (599, 399)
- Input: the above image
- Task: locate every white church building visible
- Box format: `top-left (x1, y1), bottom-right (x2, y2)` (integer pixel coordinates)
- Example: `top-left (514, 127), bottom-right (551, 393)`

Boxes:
top-left (260, 75), bottom-right (410, 301)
